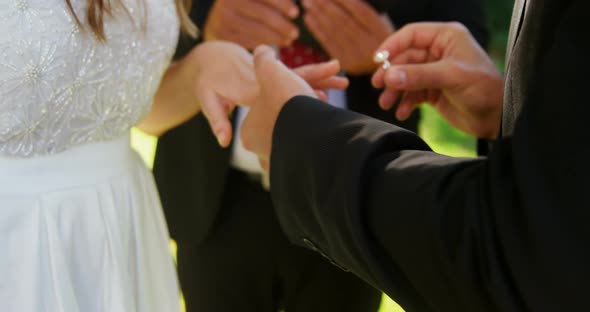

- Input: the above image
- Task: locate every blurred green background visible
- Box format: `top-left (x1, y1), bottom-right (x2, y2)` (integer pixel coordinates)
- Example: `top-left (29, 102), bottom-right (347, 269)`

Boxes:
top-left (130, 1), bottom-right (514, 311)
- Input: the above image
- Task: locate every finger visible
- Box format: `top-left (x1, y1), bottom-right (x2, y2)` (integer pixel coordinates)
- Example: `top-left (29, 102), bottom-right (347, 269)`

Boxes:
top-left (257, 0), bottom-right (299, 19)
top-left (425, 89), bottom-right (440, 105)
top-left (238, 2), bottom-right (299, 44)
top-left (383, 61), bottom-right (457, 92)
top-left (254, 45), bottom-right (280, 68)
top-left (253, 45), bottom-right (317, 99)
top-left (372, 48), bottom-right (431, 88)
top-left (396, 91), bottom-right (426, 120)
top-left (308, 76), bottom-right (349, 90)
top-left (390, 48), bottom-right (431, 65)
top-left (331, 0), bottom-right (383, 32)
top-left (303, 9), bottom-right (346, 59)
top-left (372, 67), bottom-right (386, 88)
top-left (232, 15), bottom-right (292, 48)
top-left (309, 0), bottom-right (361, 48)
top-left (199, 90), bottom-right (234, 147)
top-left (293, 60), bottom-right (348, 90)
top-left (376, 22), bottom-right (450, 57)
top-left (378, 88), bottom-right (401, 110)
top-left (294, 59), bottom-right (340, 80)
top-left (254, 45), bottom-right (298, 80)
top-left (315, 90), bottom-right (328, 102)
top-left (203, 9), bottom-right (247, 43)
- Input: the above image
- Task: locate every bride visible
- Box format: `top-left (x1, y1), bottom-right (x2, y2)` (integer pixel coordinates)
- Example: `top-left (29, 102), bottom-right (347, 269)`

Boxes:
top-left (0, 0), bottom-right (346, 311)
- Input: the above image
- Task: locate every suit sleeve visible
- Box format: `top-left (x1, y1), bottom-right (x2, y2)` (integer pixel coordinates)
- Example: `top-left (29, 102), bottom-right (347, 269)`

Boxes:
top-left (269, 2), bottom-right (590, 312)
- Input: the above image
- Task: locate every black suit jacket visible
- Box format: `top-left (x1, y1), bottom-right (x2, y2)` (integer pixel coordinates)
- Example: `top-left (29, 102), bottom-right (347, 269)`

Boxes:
top-left (269, 0), bottom-right (590, 311)
top-left (153, 0), bottom-right (488, 243)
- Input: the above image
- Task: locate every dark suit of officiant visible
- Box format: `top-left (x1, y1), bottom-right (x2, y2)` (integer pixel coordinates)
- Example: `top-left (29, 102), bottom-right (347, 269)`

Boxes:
top-left (268, 0), bottom-right (590, 311)
top-left (153, 1), bottom-right (487, 311)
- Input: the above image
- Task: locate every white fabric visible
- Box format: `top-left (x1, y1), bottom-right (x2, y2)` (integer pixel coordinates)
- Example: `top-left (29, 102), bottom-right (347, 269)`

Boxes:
top-left (326, 88), bottom-right (347, 110)
top-left (0, 0), bottom-right (178, 157)
top-left (0, 135), bottom-right (179, 312)
top-left (0, 0), bottom-right (180, 311)
top-left (230, 89), bottom-right (347, 175)
top-left (230, 106), bottom-right (263, 175)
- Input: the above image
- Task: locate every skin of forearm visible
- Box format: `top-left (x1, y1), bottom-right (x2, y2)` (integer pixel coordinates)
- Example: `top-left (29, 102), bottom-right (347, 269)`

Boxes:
top-left (137, 51), bottom-right (199, 137)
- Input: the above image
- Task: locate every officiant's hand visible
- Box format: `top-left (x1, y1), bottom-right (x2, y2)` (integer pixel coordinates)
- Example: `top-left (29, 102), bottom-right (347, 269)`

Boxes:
top-left (203, 0), bottom-right (300, 49)
top-left (241, 45), bottom-right (347, 171)
top-left (302, 0), bottom-right (394, 75)
top-left (371, 22), bottom-right (503, 138)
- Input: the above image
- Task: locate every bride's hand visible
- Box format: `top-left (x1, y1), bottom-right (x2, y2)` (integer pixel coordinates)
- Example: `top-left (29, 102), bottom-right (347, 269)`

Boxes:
top-left (189, 41), bottom-right (257, 147)
top-left (191, 41), bottom-right (347, 148)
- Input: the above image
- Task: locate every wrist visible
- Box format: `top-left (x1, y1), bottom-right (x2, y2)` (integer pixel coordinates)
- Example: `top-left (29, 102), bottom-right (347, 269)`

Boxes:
top-left (179, 46), bottom-right (205, 111)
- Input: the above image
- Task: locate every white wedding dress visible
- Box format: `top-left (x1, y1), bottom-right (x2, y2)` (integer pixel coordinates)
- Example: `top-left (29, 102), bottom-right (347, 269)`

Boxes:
top-left (0, 0), bottom-right (180, 311)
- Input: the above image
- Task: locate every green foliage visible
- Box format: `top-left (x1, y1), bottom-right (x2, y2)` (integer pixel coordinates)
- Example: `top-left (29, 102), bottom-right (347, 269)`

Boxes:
top-left (485, 0), bottom-right (513, 62)
top-left (418, 106), bottom-right (477, 157)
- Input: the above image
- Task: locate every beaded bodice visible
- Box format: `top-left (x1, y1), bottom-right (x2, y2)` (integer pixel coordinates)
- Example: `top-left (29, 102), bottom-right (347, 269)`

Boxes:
top-left (0, 0), bottom-right (178, 157)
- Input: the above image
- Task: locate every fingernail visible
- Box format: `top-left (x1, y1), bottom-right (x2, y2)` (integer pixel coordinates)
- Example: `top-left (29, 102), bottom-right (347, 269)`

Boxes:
top-left (216, 131), bottom-right (227, 147)
top-left (388, 69), bottom-right (407, 87)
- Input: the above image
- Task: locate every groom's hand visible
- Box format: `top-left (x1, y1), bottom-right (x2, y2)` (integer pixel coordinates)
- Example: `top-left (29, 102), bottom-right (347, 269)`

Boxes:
top-left (241, 45), bottom-right (347, 171)
top-left (371, 22), bottom-right (504, 138)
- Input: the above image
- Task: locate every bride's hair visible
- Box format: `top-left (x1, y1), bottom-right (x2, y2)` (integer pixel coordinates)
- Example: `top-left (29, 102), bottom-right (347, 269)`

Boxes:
top-left (65, 0), bottom-right (197, 40)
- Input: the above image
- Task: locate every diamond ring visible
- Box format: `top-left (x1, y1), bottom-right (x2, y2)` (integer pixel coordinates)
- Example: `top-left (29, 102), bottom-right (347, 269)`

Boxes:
top-left (373, 50), bottom-right (391, 70)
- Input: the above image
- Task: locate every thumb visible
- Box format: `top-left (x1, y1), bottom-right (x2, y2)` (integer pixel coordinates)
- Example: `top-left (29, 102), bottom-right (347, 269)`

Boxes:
top-left (253, 45), bottom-right (316, 101)
top-left (253, 45), bottom-right (288, 82)
top-left (384, 60), bottom-right (457, 92)
top-left (198, 89), bottom-right (234, 148)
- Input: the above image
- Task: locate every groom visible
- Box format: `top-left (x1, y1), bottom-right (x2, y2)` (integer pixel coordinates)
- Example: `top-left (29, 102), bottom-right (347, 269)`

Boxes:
top-left (241, 0), bottom-right (590, 311)
top-left (154, 0), bottom-right (488, 311)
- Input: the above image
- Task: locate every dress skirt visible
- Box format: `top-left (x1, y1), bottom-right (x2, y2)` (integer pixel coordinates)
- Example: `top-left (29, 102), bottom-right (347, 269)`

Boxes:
top-left (0, 135), bottom-right (180, 312)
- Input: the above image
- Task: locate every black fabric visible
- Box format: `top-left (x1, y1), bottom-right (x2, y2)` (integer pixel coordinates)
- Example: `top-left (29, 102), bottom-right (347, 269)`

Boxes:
top-left (176, 169), bottom-right (381, 312)
top-left (269, 0), bottom-right (590, 311)
top-left (154, 0), bottom-right (489, 244)
top-left (152, 0), bottom-right (488, 310)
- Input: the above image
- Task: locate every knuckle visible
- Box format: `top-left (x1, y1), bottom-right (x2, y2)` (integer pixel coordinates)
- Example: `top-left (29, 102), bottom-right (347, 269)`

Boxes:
top-left (448, 22), bottom-right (468, 34)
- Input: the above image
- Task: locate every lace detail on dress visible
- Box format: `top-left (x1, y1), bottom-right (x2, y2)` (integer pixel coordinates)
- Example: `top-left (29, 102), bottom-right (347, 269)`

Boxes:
top-left (0, 0), bottom-right (179, 157)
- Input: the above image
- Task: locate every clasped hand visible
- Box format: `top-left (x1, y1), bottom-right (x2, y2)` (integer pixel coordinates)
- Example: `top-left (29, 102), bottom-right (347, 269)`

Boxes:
top-left (192, 41), bottom-right (347, 150)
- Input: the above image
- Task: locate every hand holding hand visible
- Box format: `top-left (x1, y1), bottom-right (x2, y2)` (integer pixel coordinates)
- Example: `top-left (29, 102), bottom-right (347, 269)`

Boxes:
top-left (204, 0), bottom-right (300, 49)
top-left (241, 45), bottom-right (348, 171)
top-left (192, 42), bottom-right (348, 149)
top-left (302, 0), bottom-right (394, 75)
top-left (189, 41), bottom-right (257, 147)
top-left (372, 22), bottom-right (504, 138)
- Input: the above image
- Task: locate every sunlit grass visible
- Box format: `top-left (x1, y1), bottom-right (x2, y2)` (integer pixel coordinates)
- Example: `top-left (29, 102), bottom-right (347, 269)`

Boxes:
top-left (418, 105), bottom-right (477, 158)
